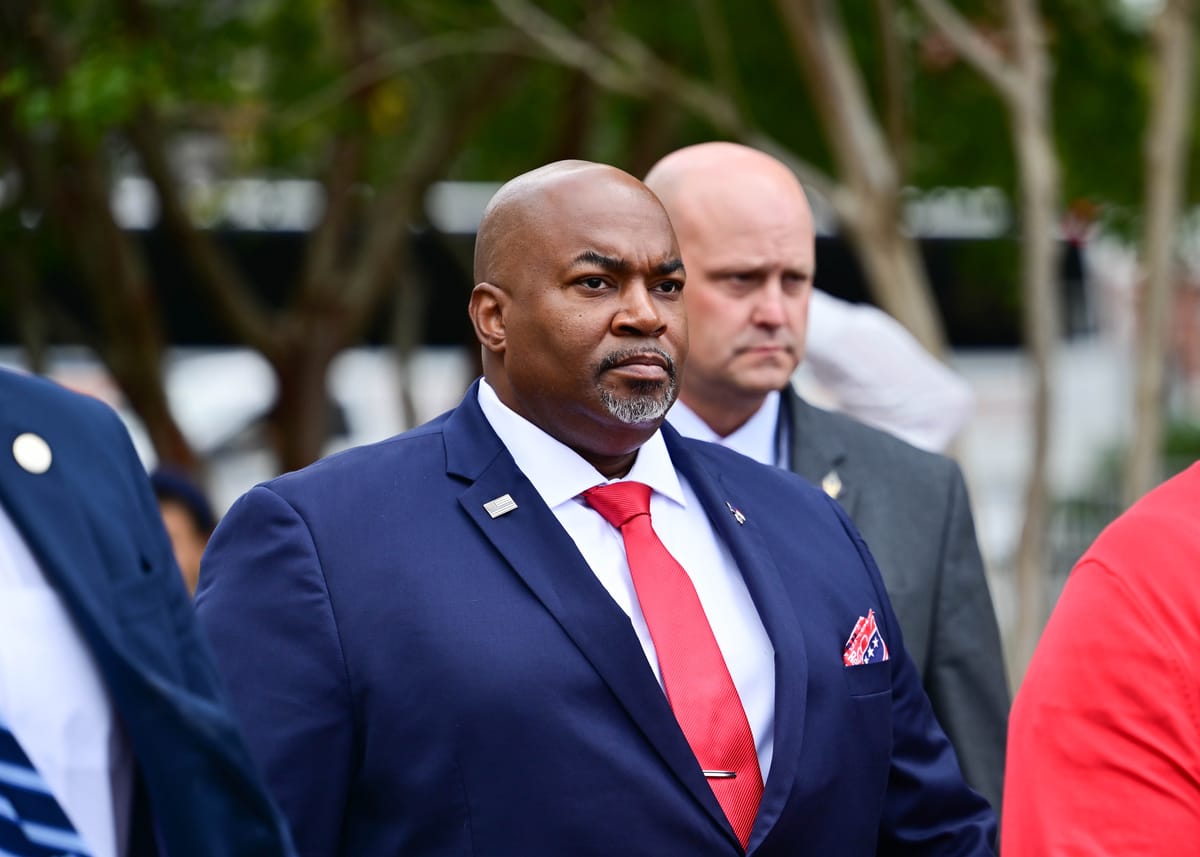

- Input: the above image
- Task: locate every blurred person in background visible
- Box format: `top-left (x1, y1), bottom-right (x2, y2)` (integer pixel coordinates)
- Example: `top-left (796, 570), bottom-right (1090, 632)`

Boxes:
top-left (0, 368), bottom-right (293, 857)
top-left (1004, 462), bottom-right (1200, 853)
top-left (646, 141), bottom-right (1009, 813)
top-left (799, 287), bottom-right (975, 453)
top-left (150, 468), bottom-right (217, 596)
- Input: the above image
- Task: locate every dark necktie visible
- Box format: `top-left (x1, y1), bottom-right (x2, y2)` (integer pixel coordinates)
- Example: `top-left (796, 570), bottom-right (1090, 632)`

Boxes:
top-left (0, 720), bottom-right (92, 856)
top-left (583, 481), bottom-right (763, 848)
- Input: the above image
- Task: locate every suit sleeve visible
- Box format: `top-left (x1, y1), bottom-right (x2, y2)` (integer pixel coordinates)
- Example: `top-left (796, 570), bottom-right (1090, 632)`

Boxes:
top-left (195, 485), bottom-right (355, 857)
top-left (924, 465), bottom-right (1010, 815)
top-left (1004, 560), bottom-right (1200, 854)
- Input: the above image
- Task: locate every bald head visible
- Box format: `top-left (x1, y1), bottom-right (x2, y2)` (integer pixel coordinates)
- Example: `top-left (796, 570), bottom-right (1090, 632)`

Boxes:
top-left (645, 142), bottom-right (811, 229)
top-left (474, 160), bottom-right (658, 285)
top-left (644, 143), bottom-right (816, 437)
top-left (467, 159), bottom-right (687, 478)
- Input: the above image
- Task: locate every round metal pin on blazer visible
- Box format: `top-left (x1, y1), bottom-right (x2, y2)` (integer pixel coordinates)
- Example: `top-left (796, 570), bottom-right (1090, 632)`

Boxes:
top-left (12, 432), bottom-right (52, 474)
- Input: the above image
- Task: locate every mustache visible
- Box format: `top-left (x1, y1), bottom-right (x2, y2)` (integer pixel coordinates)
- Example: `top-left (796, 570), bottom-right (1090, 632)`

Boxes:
top-left (596, 347), bottom-right (678, 382)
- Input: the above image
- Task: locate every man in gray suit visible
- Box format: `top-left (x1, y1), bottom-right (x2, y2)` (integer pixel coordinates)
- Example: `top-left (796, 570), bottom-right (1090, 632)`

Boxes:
top-left (646, 142), bottom-right (1009, 813)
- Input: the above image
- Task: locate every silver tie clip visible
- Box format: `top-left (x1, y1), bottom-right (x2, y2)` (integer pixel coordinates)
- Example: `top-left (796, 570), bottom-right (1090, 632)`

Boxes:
top-left (702, 770), bottom-right (737, 779)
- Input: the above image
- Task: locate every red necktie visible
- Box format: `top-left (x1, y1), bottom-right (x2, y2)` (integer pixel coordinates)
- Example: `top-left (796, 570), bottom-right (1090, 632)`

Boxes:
top-left (583, 481), bottom-right (763, 848)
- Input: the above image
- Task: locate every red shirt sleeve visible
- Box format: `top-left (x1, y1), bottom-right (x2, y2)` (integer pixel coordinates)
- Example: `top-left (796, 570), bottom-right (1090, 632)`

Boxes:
top-left (1003, 558), bottom-right (1200, 855)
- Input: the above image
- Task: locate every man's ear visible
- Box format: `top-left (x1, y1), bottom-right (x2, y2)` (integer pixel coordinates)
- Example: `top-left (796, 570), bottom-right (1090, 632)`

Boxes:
top-left (469, 282), bottom-right (508, 355)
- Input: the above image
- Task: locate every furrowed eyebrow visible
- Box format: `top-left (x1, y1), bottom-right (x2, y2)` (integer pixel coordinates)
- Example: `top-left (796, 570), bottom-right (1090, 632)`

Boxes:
top-left (654, 258), bottom-right (685, 277)
top-left (571, 250), bottom-right (629, 273)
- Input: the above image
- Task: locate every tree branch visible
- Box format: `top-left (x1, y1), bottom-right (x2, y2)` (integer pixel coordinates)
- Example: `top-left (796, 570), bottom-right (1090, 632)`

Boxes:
top-left (695, 0), bottom-right (741, 103)
top-left (912, 0), bottom-right (1022, 104)
top-left (491, 0), bottom-right (642, 93)
top-left (491, 0), bottom-right (839, 202)
top-left (297, 0), bottom-right (373, 301)
top-left (340, 52), bottom-right (527, 336)
top-left (115, 0), bottom-right (280, 358)
top-left (125, 113), bottom-right (280, 358)
top-left (278, 28), bottom-right (534, 129)
top-left (873, 0), bottom-right (910, 177)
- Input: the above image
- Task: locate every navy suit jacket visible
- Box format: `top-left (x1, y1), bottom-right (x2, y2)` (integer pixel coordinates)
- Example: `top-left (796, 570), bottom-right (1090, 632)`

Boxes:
top-left (0, 370), bottom-right (294, 857)
top-left (197, 382), bottom-right (995, 856)
top-left (783, 391), bottom-right (1009, 812)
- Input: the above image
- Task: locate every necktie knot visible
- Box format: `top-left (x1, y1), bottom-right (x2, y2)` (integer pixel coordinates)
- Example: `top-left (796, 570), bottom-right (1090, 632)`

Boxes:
top-left (583, 481), bottom-right (653, 529)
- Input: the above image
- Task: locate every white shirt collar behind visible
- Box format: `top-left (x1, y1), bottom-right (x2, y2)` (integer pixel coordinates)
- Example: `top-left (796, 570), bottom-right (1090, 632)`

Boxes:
top-left (476, 378), bottom-right (686, 505)
top-left (667, 390), bottom-right (783, 468)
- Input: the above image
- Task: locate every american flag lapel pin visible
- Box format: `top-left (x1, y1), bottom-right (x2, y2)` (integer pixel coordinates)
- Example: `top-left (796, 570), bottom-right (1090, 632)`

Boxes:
top-left (483, 494), bottom-right (518, 518)
top-left (725, 501), bottom-right (746, 525)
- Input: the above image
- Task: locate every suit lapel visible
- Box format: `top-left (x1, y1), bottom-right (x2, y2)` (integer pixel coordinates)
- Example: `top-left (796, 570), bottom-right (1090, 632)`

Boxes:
top-left (666, 426), bottom-right (809, 852)
top-left (0, 399), bottom-right (178, 703)
top-left (0, 409), bottom-right (119, 627)
top-left (444, 387), bottom-right (740, 848)
top-left (785, 391), bottom-right (860, 519)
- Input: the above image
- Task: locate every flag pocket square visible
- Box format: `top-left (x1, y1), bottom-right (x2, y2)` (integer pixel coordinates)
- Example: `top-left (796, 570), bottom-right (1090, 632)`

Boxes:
top-left (842, 609), bottom-right (889, 666)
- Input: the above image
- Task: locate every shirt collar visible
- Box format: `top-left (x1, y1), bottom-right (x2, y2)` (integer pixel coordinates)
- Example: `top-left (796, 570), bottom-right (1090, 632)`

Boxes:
top-left (667, 390), bottom-right (782, 468)
top-left (476, 379), bottom-right (687, 510)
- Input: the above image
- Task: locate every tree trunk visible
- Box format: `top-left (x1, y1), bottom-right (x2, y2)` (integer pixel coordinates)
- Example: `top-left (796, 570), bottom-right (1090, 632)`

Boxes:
top-left (5, 251), bottom-right (51, 375)
top-left (914, 0), bottom-right (1064, 681)
top-left (268, 321), bottom-right (344, 473)
top-left (1010, 104), bottom-right (1061, 677)
top-left (58, 157), bottom-right (198, 473)
top-left (1125, 0), bottom-right (1197, 505)
top-left (845, 193), bottom-right (946, 355)
top-left (775, 0), bottom-right (948, 355)
top-left (1007, 0), bottom-right (1063, 681)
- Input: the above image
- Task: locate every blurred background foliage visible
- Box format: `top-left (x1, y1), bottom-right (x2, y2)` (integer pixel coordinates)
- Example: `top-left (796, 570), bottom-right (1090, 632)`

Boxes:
top-left (0, 1), bottom-right (1184, 417)
top-left (4, 0), bottom-right (1198, 675)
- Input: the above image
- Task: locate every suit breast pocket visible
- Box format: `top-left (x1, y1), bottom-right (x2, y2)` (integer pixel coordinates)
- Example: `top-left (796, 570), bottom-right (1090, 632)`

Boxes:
top-left (841, 661), bottom-right (894, 762)
top-left (842, 661), bottom-right (892, 697)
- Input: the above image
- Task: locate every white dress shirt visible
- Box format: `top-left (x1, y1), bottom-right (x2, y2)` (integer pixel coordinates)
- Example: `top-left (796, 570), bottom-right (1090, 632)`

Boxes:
top-left (0, 500), bottom-right (133, 857)
top-left (667, 391), bottom-right (785, 469)
top-left (477, 380), bottom-right (776, 777)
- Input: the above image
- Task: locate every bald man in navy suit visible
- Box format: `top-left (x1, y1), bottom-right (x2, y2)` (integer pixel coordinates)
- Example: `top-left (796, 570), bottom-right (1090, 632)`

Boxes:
top-left (197, 161), bottom-right (995, 855)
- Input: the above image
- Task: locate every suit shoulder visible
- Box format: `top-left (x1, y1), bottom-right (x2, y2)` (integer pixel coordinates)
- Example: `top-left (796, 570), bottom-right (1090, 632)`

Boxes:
top-left (265, 413), bottom-right (451, 497)
top-left (796, 398), bottom-right (961, 481)
top-left (0, 368), bottom-right (130, 441)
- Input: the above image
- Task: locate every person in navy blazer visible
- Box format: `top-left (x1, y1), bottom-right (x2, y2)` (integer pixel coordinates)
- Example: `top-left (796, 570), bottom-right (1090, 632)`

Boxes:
top-left (0, 368), bottom-right (295, 856)
top-left (196, 161), bottom-right (995, 855)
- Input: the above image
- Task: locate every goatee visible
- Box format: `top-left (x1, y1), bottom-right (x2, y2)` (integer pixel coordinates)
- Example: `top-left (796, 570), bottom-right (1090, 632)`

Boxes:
top-left (596, 347), bottom-right (680, 426)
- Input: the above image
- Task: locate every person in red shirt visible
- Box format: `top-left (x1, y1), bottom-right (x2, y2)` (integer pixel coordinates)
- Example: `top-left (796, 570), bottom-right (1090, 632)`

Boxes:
top-left (1004, 462), bottom-right (1200, 853)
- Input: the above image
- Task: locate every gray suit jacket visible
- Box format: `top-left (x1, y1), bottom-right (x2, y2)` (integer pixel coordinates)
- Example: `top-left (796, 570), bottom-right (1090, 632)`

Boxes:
top-left (783, 389), bottom-right (1009, 813)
